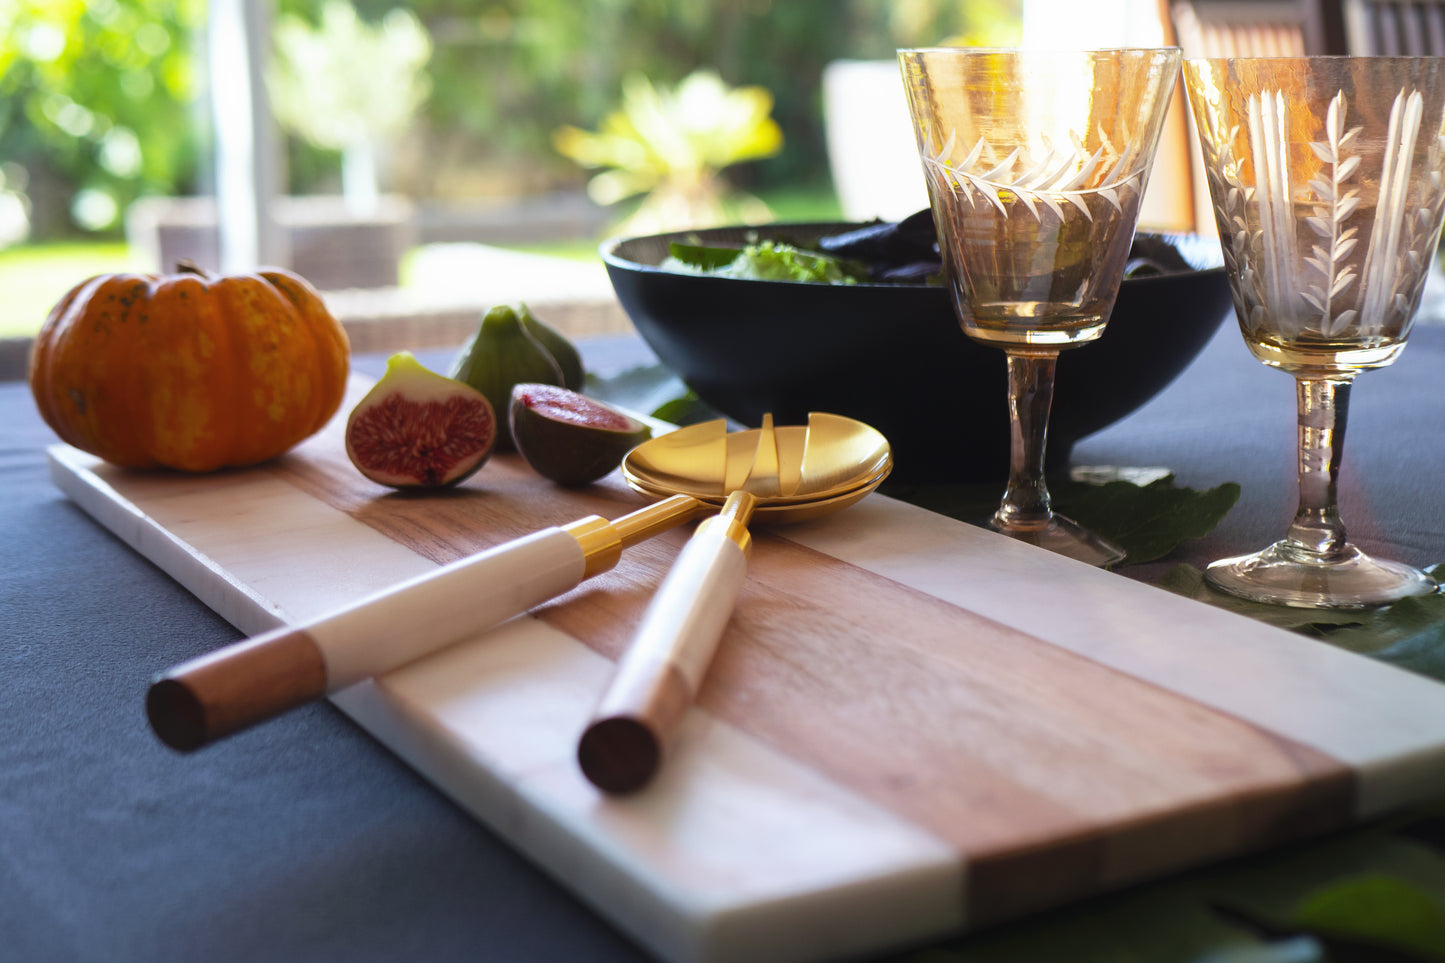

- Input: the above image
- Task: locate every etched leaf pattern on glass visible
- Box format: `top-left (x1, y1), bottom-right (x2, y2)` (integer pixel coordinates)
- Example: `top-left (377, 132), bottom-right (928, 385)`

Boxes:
top-left (1195, 94), bottom-right (1265, 332)
top-left (1302, 92), bottom-right (1362, 337)
top-left (1199, 87), bottom-right (1445, 340)
top-left (919, 128), bottom-right (1144, 224)
top-left (1193, 93), bottom-right (1264, 332)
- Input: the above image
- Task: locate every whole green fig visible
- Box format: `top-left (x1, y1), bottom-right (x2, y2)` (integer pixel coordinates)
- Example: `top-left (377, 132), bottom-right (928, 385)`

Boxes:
top-left (452, 304), bottom-right (566, 450)
top-left (518, 303), bottom-right (585, 391)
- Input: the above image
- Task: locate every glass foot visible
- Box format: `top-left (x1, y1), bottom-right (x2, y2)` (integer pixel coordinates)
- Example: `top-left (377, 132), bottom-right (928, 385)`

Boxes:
top-left (1205, 541), bottom-right (1439, 609)
top-left (990, 512), bottom-right (1127, 567)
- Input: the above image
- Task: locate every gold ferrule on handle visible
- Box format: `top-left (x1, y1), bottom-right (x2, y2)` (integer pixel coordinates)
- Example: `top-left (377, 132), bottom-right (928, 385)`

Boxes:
top-left (694, 490), bottom-right (757, 555)
top-left (611, 494), bottom-right (708, 548)
top-left (562, 495), bottom-right (709, 579)
top-left (561, 515), bottom-right (623, 579)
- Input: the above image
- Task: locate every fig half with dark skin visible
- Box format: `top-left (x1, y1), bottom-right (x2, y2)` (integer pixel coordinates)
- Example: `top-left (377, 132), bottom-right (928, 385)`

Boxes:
top-left (510, 383), bottom-right (652, 485)
top-left (346, 352), bottom-right (497, 488)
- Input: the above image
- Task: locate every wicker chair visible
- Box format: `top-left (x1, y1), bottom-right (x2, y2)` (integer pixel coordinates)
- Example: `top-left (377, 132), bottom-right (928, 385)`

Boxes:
top-left (1344, 0), bottom-right (1445, 54)
top-left (1165, 1), bottom-right (1348, 234)
top-left (1169, 0), bottom-right (1348, 55)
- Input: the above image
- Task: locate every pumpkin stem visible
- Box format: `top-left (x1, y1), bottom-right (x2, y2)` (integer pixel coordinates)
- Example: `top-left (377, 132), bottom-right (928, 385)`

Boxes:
top-left (176, 259), bottom-right (212, 278)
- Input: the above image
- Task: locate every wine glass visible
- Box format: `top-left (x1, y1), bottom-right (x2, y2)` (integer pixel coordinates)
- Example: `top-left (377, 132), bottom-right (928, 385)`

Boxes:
top-left (1183, 56), bottom-right (1445, 608)
top-left (898, 47), bottom-right (1182, 565)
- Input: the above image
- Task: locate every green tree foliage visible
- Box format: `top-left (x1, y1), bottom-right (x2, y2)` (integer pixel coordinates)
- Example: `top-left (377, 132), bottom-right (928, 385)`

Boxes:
top-left (269, 0), bottom-right (431, 209)
top-left (0, 0), bottom-right (207, 236)
top-left (553, 69), bottom-right (783, 233)
top-left (334, 0), bottom-right (1018, 195)
top-left (0, 0), bottom-right (1020, 239)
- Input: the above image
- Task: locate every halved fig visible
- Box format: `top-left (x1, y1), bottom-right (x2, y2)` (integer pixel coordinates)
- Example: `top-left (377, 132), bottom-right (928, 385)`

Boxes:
top-left (510, 383), bottom-right (651, 485)
top-left (346, 352), bottom-right (497, 488)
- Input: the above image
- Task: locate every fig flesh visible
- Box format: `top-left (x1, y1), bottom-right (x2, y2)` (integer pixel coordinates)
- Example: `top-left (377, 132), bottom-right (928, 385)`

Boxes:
top-left (510, 383), bottom-right (651, 485)
top-left (346, 352), bottom-right (497, 488)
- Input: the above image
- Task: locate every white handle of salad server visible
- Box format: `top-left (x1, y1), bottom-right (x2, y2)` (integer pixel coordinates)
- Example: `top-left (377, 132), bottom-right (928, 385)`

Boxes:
top-left (579, 494), bottom-right (756, 794)
top-left (148, 495), bottom-right (707, 751)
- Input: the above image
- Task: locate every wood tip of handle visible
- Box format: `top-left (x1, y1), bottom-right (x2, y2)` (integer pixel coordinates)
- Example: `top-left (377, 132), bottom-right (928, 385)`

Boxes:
top-left (146, 626), bottom-right (328, 752)
top-left (577, 716), bottom-right (662, 795)
top-left (146, 677), bottom-right (209, 751)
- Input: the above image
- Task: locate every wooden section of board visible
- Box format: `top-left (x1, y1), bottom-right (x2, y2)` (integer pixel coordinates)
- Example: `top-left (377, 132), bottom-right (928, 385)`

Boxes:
top-left (47, 375), bottom-right (1445, 963)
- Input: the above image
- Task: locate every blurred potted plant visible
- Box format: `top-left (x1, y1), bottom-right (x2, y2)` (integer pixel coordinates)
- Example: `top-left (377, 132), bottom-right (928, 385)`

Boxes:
top-left (553, 69), bottom-right (783, 235)
top-left (256, 0), bottom-right (429, 288)
top-left (268, 0), bottom-right (431, 215)
top-left (135, 1), bottom-right (433, 291)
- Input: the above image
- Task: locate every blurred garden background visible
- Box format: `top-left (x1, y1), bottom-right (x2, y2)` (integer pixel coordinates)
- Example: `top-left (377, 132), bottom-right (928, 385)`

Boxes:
top-left (0, 0), bottom-right (1023, 339)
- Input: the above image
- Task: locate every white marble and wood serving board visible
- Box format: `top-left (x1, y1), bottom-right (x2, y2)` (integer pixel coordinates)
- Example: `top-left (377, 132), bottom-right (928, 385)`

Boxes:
top-left (48, 375), bottom-right (1445, 963)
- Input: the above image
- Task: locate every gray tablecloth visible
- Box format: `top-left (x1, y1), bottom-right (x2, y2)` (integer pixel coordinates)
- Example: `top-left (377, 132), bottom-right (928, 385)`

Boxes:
top-left (3, 321), bottom-right (1442, 962)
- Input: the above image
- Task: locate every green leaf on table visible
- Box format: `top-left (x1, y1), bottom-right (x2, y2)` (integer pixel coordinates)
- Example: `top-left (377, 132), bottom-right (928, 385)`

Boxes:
top-left (885, 807), bottom-right (1445, 963)
top-left (886, 474), bottom-right (1240, 567)
top-left (584, 362), bottom-right (686, 414)
top-left (1155, 565), bottom-right (1374, 631)
top-left (650, 390), bottom-right (720, 427)
top-left (1287, 873), bottom-right (1445, 961)
top-left (1057, 476), bottom-right (1241, 565)
top-left (1314, 567), bottom-right (1445, 673)
top-left (585, 362), bottom-right (722, 427)
top-left (1158, 564), bottom-right (1445, 683)
top-left (1210, 898), bottom-right (1437, 962)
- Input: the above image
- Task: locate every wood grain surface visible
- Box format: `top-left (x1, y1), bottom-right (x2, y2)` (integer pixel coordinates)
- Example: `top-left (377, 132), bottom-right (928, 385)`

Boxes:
top-left (48, 374), bottom-right (1445, 961)
top-left (256, 398), bottom-right (1355, 926)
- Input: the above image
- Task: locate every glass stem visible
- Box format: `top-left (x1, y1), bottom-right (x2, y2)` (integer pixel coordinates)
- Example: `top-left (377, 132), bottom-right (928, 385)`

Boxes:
top-left (1286, 376), bottom-right (1353, 559)
top-left (994, 349), bottom-right (1058, 532)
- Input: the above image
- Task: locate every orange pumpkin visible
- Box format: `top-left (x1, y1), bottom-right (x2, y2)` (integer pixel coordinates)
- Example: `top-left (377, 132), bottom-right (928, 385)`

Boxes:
top-left (28, 262), bottom-right (350, 472)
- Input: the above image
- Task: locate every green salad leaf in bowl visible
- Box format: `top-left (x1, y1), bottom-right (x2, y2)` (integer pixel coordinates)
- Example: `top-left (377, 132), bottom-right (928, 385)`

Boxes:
top-left (662, 240), bottom-right (863, 284)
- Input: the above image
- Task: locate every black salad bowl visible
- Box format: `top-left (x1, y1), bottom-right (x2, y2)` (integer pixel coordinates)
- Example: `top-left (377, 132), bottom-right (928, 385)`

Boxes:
top-left (602, 222), bottom-right (1232, 483)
